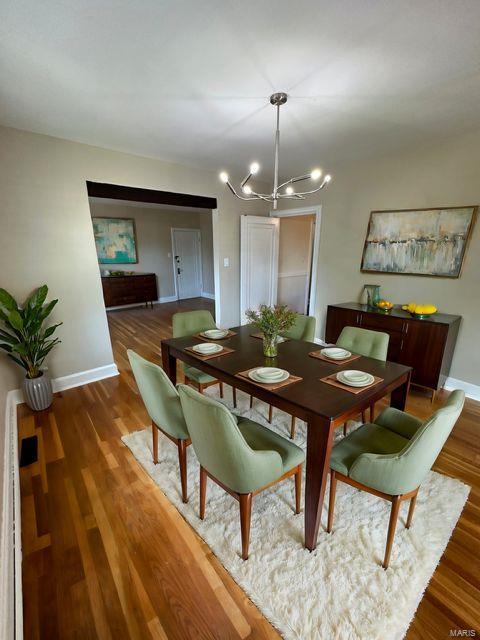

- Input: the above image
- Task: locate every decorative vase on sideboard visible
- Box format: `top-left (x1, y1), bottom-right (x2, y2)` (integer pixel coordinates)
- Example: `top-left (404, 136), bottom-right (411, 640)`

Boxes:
top-left (22, 372), bottom-right (53, 411)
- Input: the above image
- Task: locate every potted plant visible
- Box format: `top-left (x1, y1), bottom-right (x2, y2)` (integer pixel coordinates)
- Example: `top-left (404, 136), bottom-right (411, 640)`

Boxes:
top-left (246, 304), bottom-right (297, 358)
top-left (0, 285), bottom-right (61, 411)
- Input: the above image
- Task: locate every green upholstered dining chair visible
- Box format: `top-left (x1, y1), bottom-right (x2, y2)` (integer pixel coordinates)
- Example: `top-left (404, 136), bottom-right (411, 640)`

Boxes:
top-left (250, 314), bottom-right (316, 439)
top-left (327, 390), bottom-right (465, 569)
top-left (127, 349), bottom-right (191, 503)
top-left (336, 325), bottom-right (390, 435)
top-left (172, 309), bottom-right (235, 405)
top-left (178, 384), bottom-right (305, 560)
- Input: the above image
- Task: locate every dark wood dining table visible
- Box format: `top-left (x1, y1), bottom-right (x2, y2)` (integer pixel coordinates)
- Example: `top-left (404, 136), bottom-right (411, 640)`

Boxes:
top-left (161, 324), bottom-right (412, 551)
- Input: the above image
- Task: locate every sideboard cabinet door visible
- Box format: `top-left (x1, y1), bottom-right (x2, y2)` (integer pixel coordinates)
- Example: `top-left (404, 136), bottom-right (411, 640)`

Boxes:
top-left (398, 321), bottom-right (448, 389)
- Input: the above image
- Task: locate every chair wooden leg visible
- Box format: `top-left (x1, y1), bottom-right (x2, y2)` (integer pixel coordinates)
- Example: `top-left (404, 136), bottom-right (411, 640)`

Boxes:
top-left (343, 422), bottom-right (348, 436)
top-left (232, 387), bottom-right (237, 408)
top-left (294, 466), bottom-right (301, 514)
top-left (383, 495), bottom-right (400, 569)
top-left (152, 423), bottom-right (158, 464)
top-left (268, 405), bottom-right (273, 423)
top-left (361, 410), bottom-right (366, 423)
top-left (290, 416), bottom-right (296, 439)
top-left (327, 470), bottom-right (337, 533)
top-left (406, 491), bottom-right (418, 529)
top-left (219, 381), bottom-right (224, 398)
top-left (199, 466), bottom-right (207, 520)
top-left (198, 383), bottom-right (204, 394)
top-left (239, 493), bottom-right (253, 560)
top-left (177, 440), bottom-right (188, 503)
top-left (249, 395), bottom-right (253, 409)
top-left (369, 403), bottom-right (375, 422)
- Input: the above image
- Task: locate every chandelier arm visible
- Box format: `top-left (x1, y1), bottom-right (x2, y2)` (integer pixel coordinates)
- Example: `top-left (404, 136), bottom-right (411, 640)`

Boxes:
top-left (226, 181), bottom-right (263, 201)
top-left (293, 179), bottom-right (329, 196)
top-left (241, 172), bottom-right (252, 189)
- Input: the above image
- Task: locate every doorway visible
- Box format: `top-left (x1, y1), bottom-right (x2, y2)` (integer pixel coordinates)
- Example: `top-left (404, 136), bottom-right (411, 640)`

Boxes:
top-left (172, 228), bottom-right (203, 300)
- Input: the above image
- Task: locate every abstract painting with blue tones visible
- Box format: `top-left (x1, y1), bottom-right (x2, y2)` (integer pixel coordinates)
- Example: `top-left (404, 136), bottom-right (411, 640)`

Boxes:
top-left (92, 217), bottom-right (138, 264)
top-left (361, 207), bottom-right (476, 278)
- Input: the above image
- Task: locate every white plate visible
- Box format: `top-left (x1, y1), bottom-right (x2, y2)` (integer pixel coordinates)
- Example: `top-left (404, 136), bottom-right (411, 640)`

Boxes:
top-left (192, 342), bottom-right (223, 355)
top-left (254, 367), bottom-right (285, 380)
top-left (249, 368), bottom-right (290, 384)
top-left (337, 370), bottom-right (374, 387)
top-left (201, 329), bottom-right (229, 339)
top-left (321, 347), bottom-right (352, 360)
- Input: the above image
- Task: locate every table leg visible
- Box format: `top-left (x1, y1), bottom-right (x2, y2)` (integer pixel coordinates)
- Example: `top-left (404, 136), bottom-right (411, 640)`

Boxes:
top-left (304, 416), bottom-right (335, 551)
top-left (390, 372), bottom-right (411, 411)
top-left (161, 342), bottom-right (177, 384)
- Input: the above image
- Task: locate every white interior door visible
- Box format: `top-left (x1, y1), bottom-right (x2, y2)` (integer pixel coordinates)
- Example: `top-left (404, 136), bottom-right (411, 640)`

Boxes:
top-left (172, 228), bottom-right (202, 300)
top-left (240, 215), bottom-right (280, 323)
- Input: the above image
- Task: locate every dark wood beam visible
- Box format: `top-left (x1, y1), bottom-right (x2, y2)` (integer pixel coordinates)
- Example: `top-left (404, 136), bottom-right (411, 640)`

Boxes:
top-left (86, 181), bottom-right (217, 210)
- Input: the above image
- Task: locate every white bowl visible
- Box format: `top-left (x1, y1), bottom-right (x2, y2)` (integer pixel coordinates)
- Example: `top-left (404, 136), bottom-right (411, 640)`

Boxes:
top-left (202, 329), bottom-right (229, 339)
top-left (254, 367), bottom-right (285, 380)
top-left (321, 347), bottom-right (351, 360)
top-left (249, 368), bottom-right (289, 384)
top-left (192, 343), bottom-right (222, 354)
top-left (337, 370), bottom-right (374, 387)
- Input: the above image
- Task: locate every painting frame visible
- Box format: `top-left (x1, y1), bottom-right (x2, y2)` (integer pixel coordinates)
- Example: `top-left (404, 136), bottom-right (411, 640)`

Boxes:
top-left (92, 216), bottom-right (139, 265)
top-left (360, 205), bottom-right (477, 278)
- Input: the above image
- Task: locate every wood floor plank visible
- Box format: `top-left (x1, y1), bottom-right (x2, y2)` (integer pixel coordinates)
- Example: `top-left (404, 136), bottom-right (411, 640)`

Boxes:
top-left (19, 298), bottom-right (480, 638)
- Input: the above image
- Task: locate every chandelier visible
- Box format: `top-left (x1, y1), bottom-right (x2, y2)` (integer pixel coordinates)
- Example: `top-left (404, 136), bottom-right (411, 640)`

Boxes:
top-left (219, 92), bottom-right (331, 210)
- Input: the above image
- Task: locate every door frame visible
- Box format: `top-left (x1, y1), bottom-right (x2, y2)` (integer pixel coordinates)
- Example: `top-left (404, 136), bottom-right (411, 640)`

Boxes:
top-left (270, 205), bottom-right (322, 338)
top-left (171, 227), bottom-right (203, 300)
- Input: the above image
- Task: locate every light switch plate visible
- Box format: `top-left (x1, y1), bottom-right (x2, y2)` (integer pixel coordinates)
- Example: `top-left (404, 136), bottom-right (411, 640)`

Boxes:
top-left (223, 258), bottom-right (230, 267)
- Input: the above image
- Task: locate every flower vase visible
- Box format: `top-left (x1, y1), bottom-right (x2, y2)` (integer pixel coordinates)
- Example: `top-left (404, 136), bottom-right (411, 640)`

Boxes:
top-left (263, 333), bottom-right (278, 358)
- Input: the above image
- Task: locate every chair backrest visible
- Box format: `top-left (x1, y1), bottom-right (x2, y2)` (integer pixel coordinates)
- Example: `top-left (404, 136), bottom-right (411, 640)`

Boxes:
top-left (351, 390), bottom-right (465, 494)
top-left (336, 325), bottom-right (389, 361)
top-left (172, 310), bottom-right (216, 338)
top-left (282, 314), bottom-right (316, 341)
top-left (127, 350), bottom-right (188, 439)
top-left (178, 384), bottom-right (283, 493)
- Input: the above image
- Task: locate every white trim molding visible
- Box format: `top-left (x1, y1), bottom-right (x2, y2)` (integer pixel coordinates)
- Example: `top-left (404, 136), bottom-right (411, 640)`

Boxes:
top-left (444, 376), bottom-right (480, 401)
top-left (52, 363), bottom-right (119, 393)
top-left (201, 292), bottom-right (215, 300)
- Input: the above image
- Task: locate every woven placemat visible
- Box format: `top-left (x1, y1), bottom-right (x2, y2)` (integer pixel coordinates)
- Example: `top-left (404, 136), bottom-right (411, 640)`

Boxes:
top-left (236, 368), bottom-right (302, 390)
top-left (309, 350), bottom-right (361, 365)
top-left (320, 373), bottom-right (384, 395)
top-left (250, 332), bottom-right (289, 343)
top-left (195, 330), bottom-right (237, 341)
top-left (185, 345), bottom-right (234, 361)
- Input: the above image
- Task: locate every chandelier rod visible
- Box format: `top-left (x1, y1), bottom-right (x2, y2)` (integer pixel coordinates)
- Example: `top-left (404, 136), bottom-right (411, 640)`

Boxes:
top-left (272, 102), bottom-right (280, 209)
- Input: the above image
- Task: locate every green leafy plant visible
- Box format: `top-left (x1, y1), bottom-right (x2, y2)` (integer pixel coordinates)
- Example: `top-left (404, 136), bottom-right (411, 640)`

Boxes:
top-left (246, 304), bottom-right (297, 336)
top-left (0, 285), bottom-right (62, 379)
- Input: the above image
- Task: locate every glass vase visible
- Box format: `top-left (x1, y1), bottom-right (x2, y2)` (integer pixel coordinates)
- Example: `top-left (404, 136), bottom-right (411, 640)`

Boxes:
top-left (263, 333), bottom-right (278, 358)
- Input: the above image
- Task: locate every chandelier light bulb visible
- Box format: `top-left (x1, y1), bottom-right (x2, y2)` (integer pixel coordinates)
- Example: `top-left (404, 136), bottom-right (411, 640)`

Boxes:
top-left (285, 186), bottom-right (294, 195)
top-left (324, 174), bottom-right (332, 182)
top-left (311, 168), bottom-right (322, 181)
top-left (219, 171), bottom-right (229, 183)
top-left (250, 162), bottom-right (260, 175)
top-left (242, 185), bottom-right (253, 195)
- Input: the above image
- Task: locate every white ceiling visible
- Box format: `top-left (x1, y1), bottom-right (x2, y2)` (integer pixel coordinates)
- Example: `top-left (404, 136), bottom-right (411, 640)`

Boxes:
top-left (2, 0), bottom-right (480, 180)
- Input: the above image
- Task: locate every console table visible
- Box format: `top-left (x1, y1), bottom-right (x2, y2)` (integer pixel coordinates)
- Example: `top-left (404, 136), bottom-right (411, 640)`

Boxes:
top-left (101, 273), bottom-right (158, 308)
top-left (325, 302), bottom-right (461, 398)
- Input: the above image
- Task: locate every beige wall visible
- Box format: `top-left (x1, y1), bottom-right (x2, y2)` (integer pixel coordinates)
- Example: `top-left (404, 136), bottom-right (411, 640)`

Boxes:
top-left (89, 201), bottom-right (215, 299)
top-left (0, 124), bottom-right (269, 394)
top-left (289, 129), bottom-right (480, 385)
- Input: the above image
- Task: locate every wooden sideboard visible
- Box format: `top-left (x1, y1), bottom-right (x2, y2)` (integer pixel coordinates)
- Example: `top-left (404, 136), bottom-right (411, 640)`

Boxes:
top-left (325, 302), bottom-right (461, 394)
top-left (101, 273), bottom-right (158, 308)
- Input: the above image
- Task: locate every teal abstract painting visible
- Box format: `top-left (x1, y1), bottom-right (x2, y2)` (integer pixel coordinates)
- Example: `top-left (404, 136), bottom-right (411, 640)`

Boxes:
top-left (92, 217), bottom-right (138, 264)
top-left (361, 206), bottom-right (477, 278)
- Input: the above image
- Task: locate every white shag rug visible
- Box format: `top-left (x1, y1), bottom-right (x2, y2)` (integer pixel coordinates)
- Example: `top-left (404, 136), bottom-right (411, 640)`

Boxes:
top-left (122, 387), bottom-right (469, 640)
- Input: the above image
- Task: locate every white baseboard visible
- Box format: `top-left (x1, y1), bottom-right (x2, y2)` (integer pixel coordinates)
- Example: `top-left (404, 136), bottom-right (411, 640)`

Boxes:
top-left (156, 295), bottom-right (178, 304)
top-left (106, 296), bottom-right (178, 311)
top-left (1, 390), bottom-right (23, 640)
top-left (52, 363), bottom-right (119, 393)
top-left (201, 292), bottom-right (215, 300)
top-left (444, 376), bottom-right (480, 401)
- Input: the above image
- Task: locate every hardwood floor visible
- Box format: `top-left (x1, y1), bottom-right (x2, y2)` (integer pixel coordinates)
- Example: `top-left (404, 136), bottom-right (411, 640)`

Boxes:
top-left (19, 299), bottom-right (480, 638)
